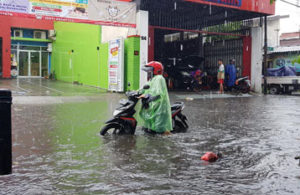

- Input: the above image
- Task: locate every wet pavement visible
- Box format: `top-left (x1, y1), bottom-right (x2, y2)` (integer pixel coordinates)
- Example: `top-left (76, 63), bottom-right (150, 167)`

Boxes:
top-left (1, 78), bottom-right (300, 194)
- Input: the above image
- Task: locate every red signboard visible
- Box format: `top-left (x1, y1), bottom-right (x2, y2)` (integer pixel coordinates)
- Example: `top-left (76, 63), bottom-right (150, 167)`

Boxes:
top-left (185, 0), bottom-right (275, 15)
top-left (0, 11), bottom-right (136, 28)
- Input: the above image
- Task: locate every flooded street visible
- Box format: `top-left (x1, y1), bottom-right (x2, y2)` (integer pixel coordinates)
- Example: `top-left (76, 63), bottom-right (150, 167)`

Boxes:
top-left (1, 79), bottom-right (300, 194)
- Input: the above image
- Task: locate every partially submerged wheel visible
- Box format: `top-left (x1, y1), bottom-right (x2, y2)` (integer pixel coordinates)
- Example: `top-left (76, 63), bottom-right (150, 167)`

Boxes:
top-left (269, 85), bottom-right (280, 95)
top-left (100, 124), bottom-right (124, 136)
top-left (172, 120), bottom-right (187, 133)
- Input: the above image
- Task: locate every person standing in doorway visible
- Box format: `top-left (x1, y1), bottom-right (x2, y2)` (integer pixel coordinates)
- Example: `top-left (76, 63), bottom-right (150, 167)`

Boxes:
top-left (217, 59), bottom-right (225, 94)
top-left (225, 59), bottom-right (237, 91)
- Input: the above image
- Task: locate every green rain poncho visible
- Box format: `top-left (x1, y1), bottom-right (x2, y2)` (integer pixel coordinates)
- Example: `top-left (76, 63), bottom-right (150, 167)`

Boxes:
top-left (139, 75), bottom-right (172, 133)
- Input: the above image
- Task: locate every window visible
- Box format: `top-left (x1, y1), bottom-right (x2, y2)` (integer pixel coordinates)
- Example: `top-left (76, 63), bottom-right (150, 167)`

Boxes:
top-left (14, 30), bottom-right (23, 38)
top-left (19, 46), bottom-right (40, 51)
top-left (184, 32), bottom-right (199, 40)
top-left (164, 33), bottom-right (180, 43)
top-left (34, 31), bottom-right (46, 39)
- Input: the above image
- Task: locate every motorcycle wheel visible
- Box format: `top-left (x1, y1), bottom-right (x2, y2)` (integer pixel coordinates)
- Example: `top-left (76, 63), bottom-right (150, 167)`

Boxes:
top-left (100, 124), bottom-right (124, 136)
top-left (240, 82), bottom-right (250, 93)
top-left (192, 85), bottom-right (201, 92)
top-left (172, 120), bottom-right (187, 133)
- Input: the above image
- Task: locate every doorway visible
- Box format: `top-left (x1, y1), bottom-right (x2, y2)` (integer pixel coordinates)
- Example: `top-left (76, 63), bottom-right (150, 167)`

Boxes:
top-left (18, 51), bottom-right (42, 77)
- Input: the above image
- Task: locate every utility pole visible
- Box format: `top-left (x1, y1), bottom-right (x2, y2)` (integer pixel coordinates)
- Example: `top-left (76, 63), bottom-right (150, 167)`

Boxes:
top-left (263, 16), bottom-right (268, 95)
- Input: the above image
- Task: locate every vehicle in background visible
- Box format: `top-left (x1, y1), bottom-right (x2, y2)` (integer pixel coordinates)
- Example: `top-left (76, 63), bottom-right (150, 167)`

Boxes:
top-left (266, 76), bottom-right (300, 94)
top-left (265, 66), bottom-right (300, 94)
top-left (162, 55), bottom-right (205, 90)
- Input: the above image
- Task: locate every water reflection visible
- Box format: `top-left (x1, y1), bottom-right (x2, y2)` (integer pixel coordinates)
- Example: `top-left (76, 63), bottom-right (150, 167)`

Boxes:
top-left (1, 95), bottom-right (300, 194)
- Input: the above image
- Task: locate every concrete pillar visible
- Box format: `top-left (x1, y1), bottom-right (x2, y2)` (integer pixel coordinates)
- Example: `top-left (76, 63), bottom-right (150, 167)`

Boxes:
top-left (136, 11), bottom-right (149, 88)
top-left (251, 27), bottom-right (264, 93)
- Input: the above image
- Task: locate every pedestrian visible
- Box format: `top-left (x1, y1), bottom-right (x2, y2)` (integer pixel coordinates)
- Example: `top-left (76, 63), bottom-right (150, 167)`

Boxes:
top-left (217, 59), bottom-right (225, 94)
top-left (225, 59), bottom-right (237, 91)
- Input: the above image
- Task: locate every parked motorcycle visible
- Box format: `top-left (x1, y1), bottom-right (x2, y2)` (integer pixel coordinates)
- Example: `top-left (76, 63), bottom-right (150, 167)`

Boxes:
top-left (162, 55), bottom-right (205, 90)
top-left (234, 76), bottom-right (251, 93)
top-left (100, 86), bottom-right (188, 136)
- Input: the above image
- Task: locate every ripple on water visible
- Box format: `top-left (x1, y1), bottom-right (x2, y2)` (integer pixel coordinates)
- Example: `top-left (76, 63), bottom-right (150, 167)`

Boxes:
top-left (1, 95), bottom-right (300, 194)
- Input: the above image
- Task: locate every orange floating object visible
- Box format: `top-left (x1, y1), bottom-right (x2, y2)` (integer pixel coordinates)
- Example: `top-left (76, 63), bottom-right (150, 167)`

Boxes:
top-left (201, 152), bottom-right (219, 162)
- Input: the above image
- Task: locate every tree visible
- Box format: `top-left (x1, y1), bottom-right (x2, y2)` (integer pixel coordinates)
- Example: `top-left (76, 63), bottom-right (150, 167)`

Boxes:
top-left (292, 56), bottom-right (300, 64)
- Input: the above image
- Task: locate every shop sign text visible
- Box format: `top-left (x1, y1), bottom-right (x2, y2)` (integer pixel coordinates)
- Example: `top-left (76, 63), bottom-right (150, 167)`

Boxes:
top-left (202, 0), bottom-right (241, 7)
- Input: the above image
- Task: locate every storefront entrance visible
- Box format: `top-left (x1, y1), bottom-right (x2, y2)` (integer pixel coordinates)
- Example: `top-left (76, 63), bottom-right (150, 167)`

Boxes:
top-left (12, 46), bottom-right (49, 78)
top-left (19, 51), bottom-right (41, 76)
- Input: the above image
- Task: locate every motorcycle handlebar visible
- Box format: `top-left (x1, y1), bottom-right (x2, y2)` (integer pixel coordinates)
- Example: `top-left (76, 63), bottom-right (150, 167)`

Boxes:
top-left (125, 90), bottom-right (143, 98)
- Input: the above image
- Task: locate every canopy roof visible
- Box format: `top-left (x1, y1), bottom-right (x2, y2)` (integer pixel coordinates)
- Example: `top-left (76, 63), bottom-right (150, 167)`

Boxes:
top-left (139, 0), bottom-right (275, 30)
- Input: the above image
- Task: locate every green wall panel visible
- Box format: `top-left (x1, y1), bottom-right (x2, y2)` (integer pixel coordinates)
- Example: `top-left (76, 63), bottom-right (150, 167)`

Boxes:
top-left (125, 36), bottom-right (140, 91)
top-left (99, 43), bottom-right (108, 89)
top-left (51, 22), bottom-right (102, 87)
top-left (51, 22), bottom-right (140, 91)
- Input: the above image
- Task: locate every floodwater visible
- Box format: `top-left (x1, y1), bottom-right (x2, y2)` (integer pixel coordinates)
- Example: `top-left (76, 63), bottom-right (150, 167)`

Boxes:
top-left (1, 79), bottom-right (300, 194)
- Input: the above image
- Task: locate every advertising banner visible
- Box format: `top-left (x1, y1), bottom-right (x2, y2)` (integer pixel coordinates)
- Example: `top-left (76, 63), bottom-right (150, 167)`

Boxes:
top-left (88, 0), bottom-right (136, 24)
top-left (30, 0), bottom-right (88, 19)
top-left (0, 0), bottom-right (29, 13)
top-left (0, 0), bottom-right (136, 27)
top-left (108, 38), bottom-right (124, 92)
top-left (185, 0), bottom-right (275, 15)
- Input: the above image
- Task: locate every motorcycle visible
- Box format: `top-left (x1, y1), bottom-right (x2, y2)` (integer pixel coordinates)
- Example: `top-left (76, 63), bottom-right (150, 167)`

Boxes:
top-left (234, 76), bottom-right (251, 93)
top-left (100, 86), bottom-right (188, 136)
top-left (162, 55), bottom-right (205, 91)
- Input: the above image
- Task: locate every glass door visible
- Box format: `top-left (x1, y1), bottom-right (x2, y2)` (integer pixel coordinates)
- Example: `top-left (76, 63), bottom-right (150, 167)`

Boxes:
top-left (19, 51), bottom-right (29, 76)
top-left (30, 52), bottom-right (40, 77)
top-left (18, 51), bottom-right (42, 77)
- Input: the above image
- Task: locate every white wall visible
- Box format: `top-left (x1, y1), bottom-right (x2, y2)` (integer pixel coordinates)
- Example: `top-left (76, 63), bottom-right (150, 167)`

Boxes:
top-left (251, 27), bottom-right (264, 93)
top-left (136, 11), bottom-right (149, 88)
top-left (267, 18), bottom-right (281, 48)
top-left (276, 0), bottom-right (300, 34)
top-left (101, 26), bottom-right (136, 43)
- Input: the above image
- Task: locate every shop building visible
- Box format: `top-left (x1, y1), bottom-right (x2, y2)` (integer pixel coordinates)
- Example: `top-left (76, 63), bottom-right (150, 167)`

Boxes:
top-left (10, 28), bottom-right (51, 77)
top-left (0, 0), bottom-right (275, 93)
top-left (0, 15), bottom-right (53, 78)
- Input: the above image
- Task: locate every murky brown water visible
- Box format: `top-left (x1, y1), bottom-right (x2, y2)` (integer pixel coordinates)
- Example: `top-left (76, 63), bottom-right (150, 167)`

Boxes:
top-left (1, 93), bottom-right (300, 194)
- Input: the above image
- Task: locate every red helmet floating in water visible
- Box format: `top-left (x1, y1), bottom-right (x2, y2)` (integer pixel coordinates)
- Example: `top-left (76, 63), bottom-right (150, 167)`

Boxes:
top-left (143, 61), bottom-right (164, 76)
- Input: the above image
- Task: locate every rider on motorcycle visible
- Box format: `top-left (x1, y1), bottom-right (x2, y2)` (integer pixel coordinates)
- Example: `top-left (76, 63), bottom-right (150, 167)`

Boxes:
top-left (139, 61), bottom-right (172, 135)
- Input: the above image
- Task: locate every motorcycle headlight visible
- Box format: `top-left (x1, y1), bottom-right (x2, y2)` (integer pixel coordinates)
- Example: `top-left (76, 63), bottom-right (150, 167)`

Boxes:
top-left (113, 110), bottom-right (122, 116)
top-left (181, 104), bottom-right (185, 110)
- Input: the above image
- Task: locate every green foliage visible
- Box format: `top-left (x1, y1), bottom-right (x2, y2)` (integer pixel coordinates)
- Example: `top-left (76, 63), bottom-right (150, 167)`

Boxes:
top-left (292, 55), bottom-right (300, 65)
top-left (204, 21), bottom-right (243, 42)
top-left (270, 0), bottom-right (276, 4)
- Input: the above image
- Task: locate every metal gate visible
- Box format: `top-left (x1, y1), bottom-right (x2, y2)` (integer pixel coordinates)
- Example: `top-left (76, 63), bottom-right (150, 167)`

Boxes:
top-left (204, 38), bottom-right (243, 77)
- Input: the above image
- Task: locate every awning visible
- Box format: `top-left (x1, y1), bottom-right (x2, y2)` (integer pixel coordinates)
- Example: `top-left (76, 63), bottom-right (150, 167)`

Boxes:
top-left (269, 46), bottom-right (300, 54)
top-left (140, 0), bottom-right (275, 30)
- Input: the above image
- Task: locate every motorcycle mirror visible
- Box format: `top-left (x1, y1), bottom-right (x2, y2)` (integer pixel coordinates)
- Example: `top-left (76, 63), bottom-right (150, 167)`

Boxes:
top-left (143, 85), bottom-right (150, 89)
